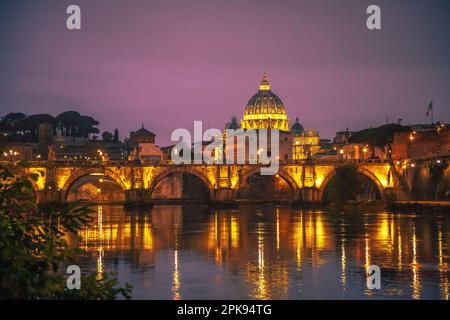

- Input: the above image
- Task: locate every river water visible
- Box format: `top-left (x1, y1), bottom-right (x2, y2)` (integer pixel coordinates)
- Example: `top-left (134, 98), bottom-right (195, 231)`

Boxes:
top-left (72, 204), bottom-right (449, 300)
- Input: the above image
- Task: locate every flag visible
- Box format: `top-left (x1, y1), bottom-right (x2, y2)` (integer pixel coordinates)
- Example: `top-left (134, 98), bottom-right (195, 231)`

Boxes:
top-left (426, 101), bottom-right (433, 116)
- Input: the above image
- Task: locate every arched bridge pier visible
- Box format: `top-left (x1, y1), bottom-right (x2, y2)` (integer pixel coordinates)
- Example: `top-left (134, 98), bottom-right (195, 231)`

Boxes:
top-left (20, 161), bottom-right (399, 205)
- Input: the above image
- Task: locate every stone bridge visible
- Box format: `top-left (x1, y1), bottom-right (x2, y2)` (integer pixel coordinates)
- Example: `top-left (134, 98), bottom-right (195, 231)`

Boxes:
top-left (13, 160), bottom-right (400, 204)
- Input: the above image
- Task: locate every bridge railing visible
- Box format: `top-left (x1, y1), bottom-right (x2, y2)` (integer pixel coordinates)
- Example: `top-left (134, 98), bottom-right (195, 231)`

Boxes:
top-left (1, 158), bottom-right (392, 167)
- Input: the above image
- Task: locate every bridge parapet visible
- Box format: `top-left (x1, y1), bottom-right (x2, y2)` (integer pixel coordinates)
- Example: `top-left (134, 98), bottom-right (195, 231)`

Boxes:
top-left (2, 160), bottom-right (397, 204)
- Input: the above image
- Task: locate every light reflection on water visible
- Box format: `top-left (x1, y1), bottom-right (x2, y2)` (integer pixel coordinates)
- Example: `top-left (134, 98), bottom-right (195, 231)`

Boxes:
top-left (70, 205), bottom-right (450, 300)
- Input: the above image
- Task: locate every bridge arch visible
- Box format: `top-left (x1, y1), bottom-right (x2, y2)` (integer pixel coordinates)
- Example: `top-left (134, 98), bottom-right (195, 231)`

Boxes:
top-left (61, 167), bottom-right (127, 200)
top-left (149, 166), bottom-right (214, 200)
top-left (21, 174), bottom-right (41, 195)
top-left (237, 167), bottom-right (299, 201)
top-left (6, 166), bottom-right (42, 197)
top-left (318, 166), bottom-right (385, 201)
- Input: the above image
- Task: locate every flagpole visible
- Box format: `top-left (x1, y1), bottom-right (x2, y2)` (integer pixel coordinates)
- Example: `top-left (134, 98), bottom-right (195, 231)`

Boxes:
top-left (431, 102), bottom-right (434, 125)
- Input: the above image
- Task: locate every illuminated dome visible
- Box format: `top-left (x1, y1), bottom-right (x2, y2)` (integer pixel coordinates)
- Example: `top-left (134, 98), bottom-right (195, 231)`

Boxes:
top-left (291, 117), bottom-right (304, 135)
top-left (241, 73), bottom-right (289, 131)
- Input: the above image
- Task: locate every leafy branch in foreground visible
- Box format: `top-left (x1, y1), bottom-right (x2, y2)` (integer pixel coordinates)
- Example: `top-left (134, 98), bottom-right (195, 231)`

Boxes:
top-left (0, 163), bottom-right (132, 299)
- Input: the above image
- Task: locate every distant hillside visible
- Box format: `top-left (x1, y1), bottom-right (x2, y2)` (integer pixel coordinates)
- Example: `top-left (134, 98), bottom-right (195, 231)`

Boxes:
top-left (348, 124), bottom-right (411, 147)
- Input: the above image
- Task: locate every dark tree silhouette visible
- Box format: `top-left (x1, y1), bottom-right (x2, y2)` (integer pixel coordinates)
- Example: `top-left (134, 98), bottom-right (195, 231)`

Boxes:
top-left (1, 111), bottom-right (100, 142)
top-left (102, 131), bottom-right (113, 142)
top-left (0, 112), bottom-right (27, 133)
top-left (323, 163), bottom-right (363, 206)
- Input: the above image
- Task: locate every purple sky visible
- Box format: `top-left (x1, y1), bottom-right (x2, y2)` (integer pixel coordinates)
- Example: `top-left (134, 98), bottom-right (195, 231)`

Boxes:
top-left (1, 0), bottom-right (449, 145)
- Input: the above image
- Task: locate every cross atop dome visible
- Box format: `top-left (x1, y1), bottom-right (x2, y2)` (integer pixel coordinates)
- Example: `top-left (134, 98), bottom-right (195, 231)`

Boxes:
top-left (259, 72), bottom-right (271, 91)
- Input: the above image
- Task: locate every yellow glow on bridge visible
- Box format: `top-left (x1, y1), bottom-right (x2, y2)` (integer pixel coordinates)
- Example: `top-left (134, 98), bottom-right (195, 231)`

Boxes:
top-left (32, 162), bottom-right (394, 202)
top-left (28, 167), bottom-right (46, 190)
top-left (312, 166), bottom-right (335, 189)
top-left (359, 164), bottom-right (393, 188)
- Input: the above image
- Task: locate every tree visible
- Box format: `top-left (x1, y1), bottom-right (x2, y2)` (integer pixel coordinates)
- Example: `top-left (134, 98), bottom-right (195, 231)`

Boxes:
top-left (78, 115), bottom-right (100, 138)
top-left (0, 163), bottom-right (132, 299)
top-left (113, 129), bottom-right (119, 143)
top-left (55, 111), bottom-right (100, 138)
top-left (0, 112), bottom-right (27, 138)
top-left (17, 114), bottom-right (55, 141)
top-left (102, 131), bottom-right (113, 142)
top-left (1, 111), bottom-right (100, 142)
top-left (323, 163), bottom-right (362, 207)
top-left (349, 124), bottom-right (410, 148)
top-left (55, 111), bottom-right (81, 136)
top-left (0, 112), bottom-right (26, 129)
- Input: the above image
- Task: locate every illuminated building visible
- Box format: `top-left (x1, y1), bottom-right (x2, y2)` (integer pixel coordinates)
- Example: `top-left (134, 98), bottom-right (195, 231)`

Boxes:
top-left (241, 73), bottom-right (289, 131)
top-left (237, 73), bottom-right (323, 162)
top-left (291, 117), bottom-right (321, 160)
top-left (128, 125), bottom-right (163, 163)
top-left (340, 143), bottom-right (387, 161)
top-left (129, 125), bottom-right (156, 146)
top-left (334, 128), bottom-right (355, 144)
top-left (391, 124), bottom-right (449, 160)
top-left (0, 142), bottom-right (36, 161)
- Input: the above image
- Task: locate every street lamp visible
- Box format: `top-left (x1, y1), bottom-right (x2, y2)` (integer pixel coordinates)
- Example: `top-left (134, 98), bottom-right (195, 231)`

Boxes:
top-left (4, 149), bottom-right (20, 161)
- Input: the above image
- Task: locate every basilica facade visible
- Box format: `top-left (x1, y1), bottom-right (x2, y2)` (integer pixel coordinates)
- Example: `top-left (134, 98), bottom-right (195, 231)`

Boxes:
top-left (236, 73), bottom-right (321, 161)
